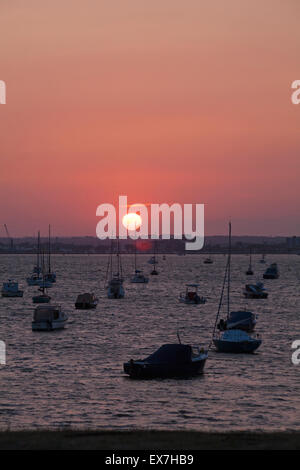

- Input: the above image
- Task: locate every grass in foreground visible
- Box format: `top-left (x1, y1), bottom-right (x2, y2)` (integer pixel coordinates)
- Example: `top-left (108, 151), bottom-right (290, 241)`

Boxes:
top-left (0, 430), bottom-right (299, 450)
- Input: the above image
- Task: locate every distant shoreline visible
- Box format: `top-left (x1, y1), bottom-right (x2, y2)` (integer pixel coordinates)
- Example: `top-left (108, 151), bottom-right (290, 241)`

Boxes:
top-left (0, 430), bottom-right (299, 450)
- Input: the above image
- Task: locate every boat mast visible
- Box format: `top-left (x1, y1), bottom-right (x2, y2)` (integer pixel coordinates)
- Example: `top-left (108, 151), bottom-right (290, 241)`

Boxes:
top-left (48, 224), bottom-right (51, 274)
top-left (41, 249), bottom-right (45, 293)
top-left (37, 231), bottom-right (40, 273)
top-left (227, 221), bottom-right (231, 318)
top-left (134, 222), bottom-right (137, 272)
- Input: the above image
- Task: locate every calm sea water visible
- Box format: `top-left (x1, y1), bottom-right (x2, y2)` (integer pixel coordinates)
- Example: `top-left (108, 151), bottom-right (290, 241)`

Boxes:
top-left (0, 254), bottom-right (299, 431)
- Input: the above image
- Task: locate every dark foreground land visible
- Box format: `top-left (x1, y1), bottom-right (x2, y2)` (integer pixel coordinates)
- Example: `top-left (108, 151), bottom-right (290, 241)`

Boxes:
top-left (0, 430), bottom-right (299, 450)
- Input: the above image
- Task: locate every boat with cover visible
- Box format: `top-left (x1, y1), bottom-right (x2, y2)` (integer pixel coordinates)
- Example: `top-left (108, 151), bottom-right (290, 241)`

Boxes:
top-left (32, 305), bottom-right (67, 331)
top-left (1, 280), bottom-right (23, 297)
top-left (179, 284), bottom-right (206, 304)
top-left (263, 263), bottom-right (279, 279)
top-left (124, 343), bottom-right (208, 379)
top-left (243, 282), bottom-right (268, 299)
top-left (75, 292), bottom-right (98, 309)
top-left (218, 310), bottom-right (257, 332)
top-left (212, 222), bottom-right (262, 352)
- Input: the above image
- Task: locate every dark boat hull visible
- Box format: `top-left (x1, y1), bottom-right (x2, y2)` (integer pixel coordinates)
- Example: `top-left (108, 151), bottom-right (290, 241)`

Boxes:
top-left (75, 303), bottom-right (97, 309)
top-left (243, 292), bottom-right (268, 299)
top-left (213, 339), bottom-right (261, 353)
top-left (263, 274), bottom-right (279, 279)
top-left (124, 358), bottom-right (207, 379)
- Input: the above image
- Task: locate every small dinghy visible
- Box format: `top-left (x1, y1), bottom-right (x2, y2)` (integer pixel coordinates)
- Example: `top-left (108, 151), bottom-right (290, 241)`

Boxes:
top-left (1, 280), bottom-right (23, 298)
top-left (32, 305), bottom-right (68, 331)
top-left (263, 263), bottom-right (279, 279)
top-left (179, 284), bottom-right (206, 304)
top-left (203, 257), bottom-right (213, 264)
top-left (243, 282), bottom-right (268, 299)
top-left (124, 343), bottom-right (208, 379)
top-left (213, 329), bottom-right (262, 354)
top-left (75, 293), bottom-right (98, 309)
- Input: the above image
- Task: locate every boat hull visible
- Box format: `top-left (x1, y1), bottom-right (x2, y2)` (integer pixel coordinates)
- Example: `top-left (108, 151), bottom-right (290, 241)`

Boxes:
top-left (179, 297), bottom-right (206, 305)
top-left (32, 319), bottom-right (67, 331)
top-left (32, 296), bottom-right (51, 303)
top-left (263, 274), bottom-right (279, 279)
top-left (213, 339), bottom-right (261, 353)
top-left (124, 358), bottom-right (207, 379)
top-left (75, 303), bottom-right (97, 309)
top-left (243, 292), bottom-right (268, 299)
top-left (2, 291), bottom-right (23, 297)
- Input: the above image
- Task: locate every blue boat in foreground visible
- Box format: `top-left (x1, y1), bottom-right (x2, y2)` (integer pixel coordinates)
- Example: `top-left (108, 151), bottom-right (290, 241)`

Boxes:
top-left (214, 329), bottom-right (262, 354)
top-left (124, 344), bottom-right (208, 379)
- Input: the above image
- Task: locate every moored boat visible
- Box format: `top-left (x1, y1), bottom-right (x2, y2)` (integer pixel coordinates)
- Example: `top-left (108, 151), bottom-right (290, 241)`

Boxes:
top-left (106, 240), bottom-right (125, 298)
top-left (212, 222), bottom-right (262, 352)
top-left (218, 310), bottom-right (257, 332)
top-left (1, 280), bottom-right (23, 298)
top-left (75, 292), bottom-right (98, 309)
top-left (179, 284), bottom-right (206, 304)
top-left (243, 282), bottom-right (268, 299)
top-left (263, 263), bottom-right (279, 279)
top-left (124, 343), bottom-right (208, 379)
top-left (32, 305), bottom-right (67, 331)
top-left (213, 329), bottom-right (262, 354)
top-left (131, 269), bottom-right (149, 283)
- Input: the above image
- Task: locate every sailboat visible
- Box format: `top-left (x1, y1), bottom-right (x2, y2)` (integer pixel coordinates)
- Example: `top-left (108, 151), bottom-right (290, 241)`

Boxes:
top-left (213, 222), bottom-right (261, 353)
top-left (131, 239), bottom-right (148, 283)
top-left (203, 245), bottom-right (213, 264)
top-left (259, 252), bottom-right (266, 264)
top-left (106, 240), bottom-right (125, 298)
top-left (44, 225), bottom-right (56, 283)
top-left (150, 241), bottom-right (159, 275)
top-left (27, 232), bottom-right (43, 286)
top-left (246, 249), bottom-right (254, 275)
top-left (32, 251), bottom-right (51, 303)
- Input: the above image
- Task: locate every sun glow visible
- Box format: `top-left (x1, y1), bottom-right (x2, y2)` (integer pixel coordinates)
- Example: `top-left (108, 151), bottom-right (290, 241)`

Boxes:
top-left (122, 213), bottom-right (142, 231)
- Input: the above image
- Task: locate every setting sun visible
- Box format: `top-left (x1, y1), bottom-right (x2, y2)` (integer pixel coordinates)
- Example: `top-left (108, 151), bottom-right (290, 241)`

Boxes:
top-left (122, 213), bottom-right (142, 231)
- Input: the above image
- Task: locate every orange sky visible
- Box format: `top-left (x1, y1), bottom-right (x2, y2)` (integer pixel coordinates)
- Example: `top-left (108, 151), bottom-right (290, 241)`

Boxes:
top-left (0, 0), bottom-right (300, 236)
